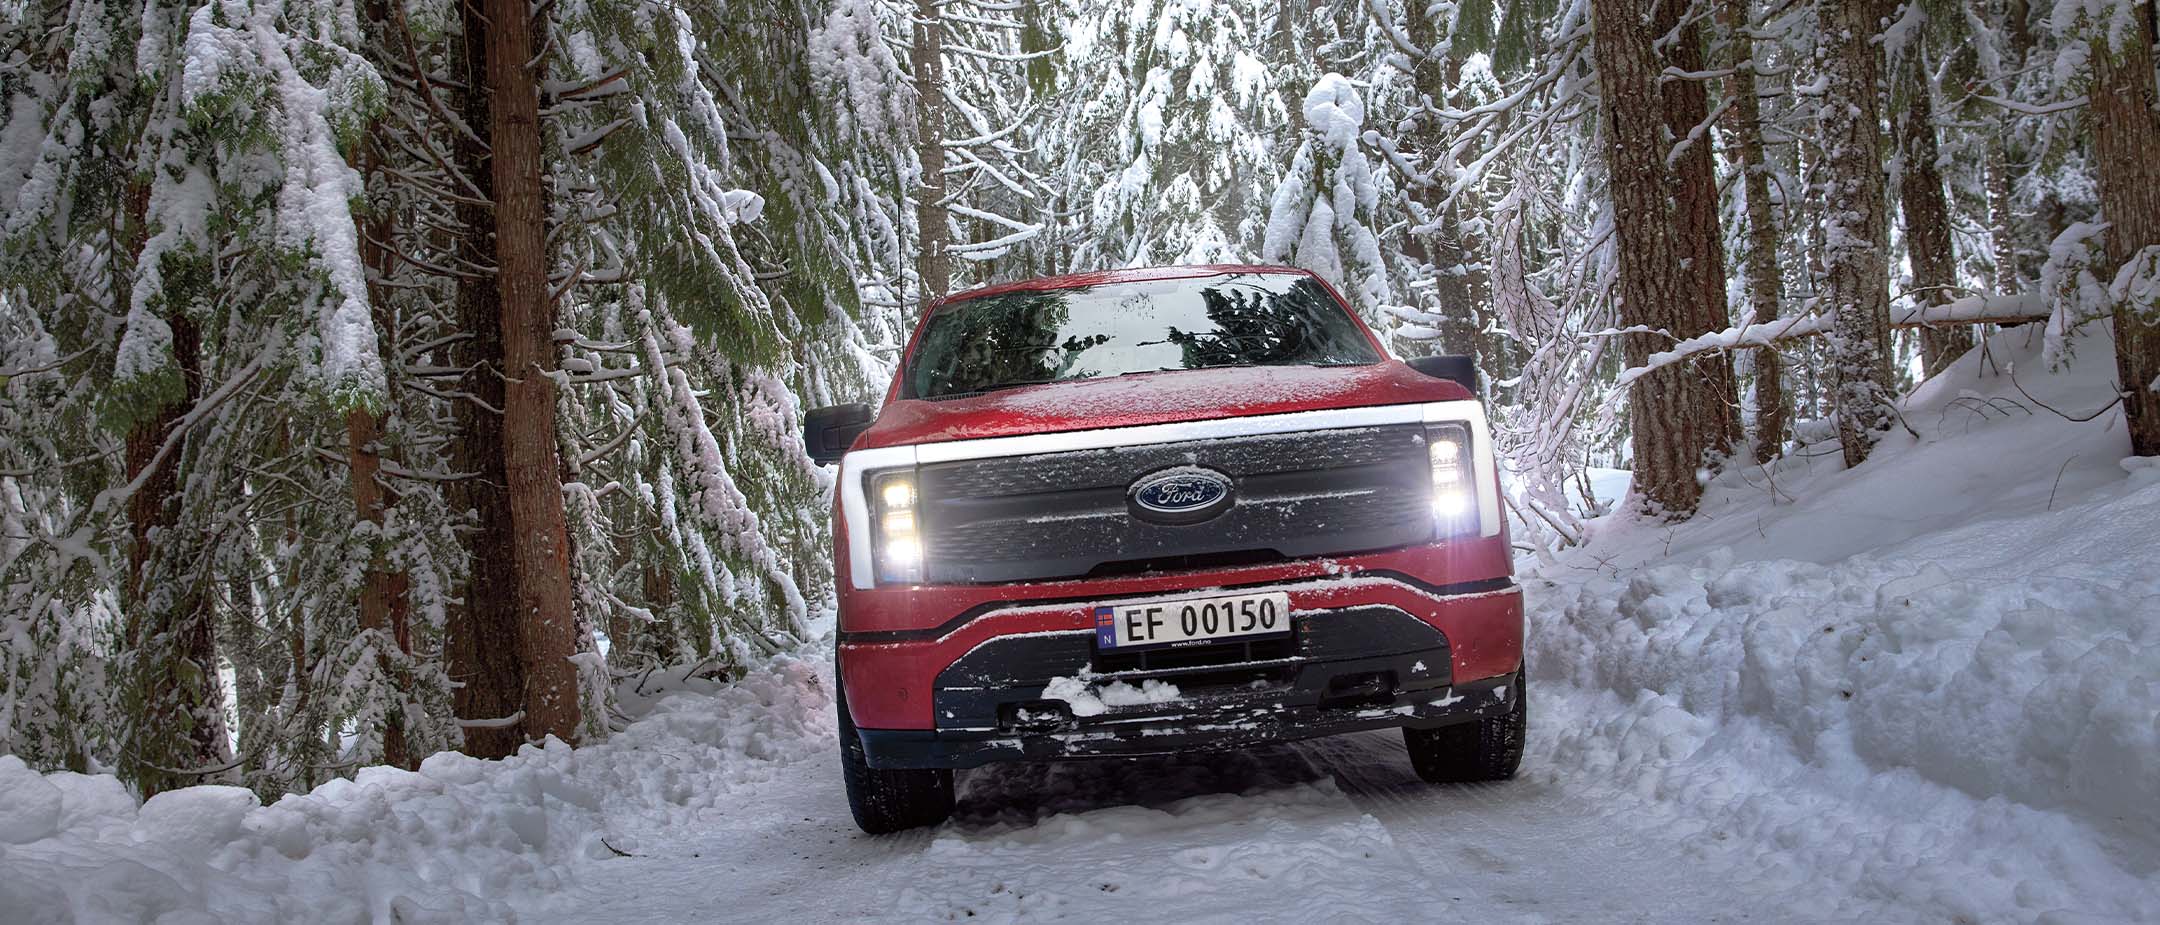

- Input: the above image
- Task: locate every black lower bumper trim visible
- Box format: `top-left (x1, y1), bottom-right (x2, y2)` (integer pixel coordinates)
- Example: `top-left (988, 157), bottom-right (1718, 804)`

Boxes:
top-left (859, 672), bottom-right (1518, 770)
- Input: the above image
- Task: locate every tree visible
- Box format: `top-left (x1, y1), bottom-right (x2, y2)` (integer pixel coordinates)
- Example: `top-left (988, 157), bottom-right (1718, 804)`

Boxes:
top-left (1658, 1), bottom-right (1742, 455)
top-left (1817, 0), bottom-right (1896, 468)
top-left (910, 0), bottom-right (952, 309)
top-left (2081, 1), bottom-right (2160, 455)
top-left (1889, 4), bottom-right (1971, 380)
top-left (1590, 0), bottom-right (1736, 516)
top-left (1261, 74), bottom-right (1396, 327)
top-left (1722, 0), bottom-right (1793, 462)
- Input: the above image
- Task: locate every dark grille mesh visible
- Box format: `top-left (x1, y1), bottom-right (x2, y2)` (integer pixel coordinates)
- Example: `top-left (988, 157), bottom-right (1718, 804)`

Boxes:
top-left (916, 424), bottom-right (1432, 583)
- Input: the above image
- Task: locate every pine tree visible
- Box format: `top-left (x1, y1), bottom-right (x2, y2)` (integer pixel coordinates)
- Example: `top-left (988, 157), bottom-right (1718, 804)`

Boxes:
top-left (1261, 74), bottom-right (1396, 327)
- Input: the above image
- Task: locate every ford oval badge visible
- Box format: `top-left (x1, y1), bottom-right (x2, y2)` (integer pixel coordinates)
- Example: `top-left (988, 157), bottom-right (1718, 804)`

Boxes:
top-left (1129, 466), bottom-right (1234, 524)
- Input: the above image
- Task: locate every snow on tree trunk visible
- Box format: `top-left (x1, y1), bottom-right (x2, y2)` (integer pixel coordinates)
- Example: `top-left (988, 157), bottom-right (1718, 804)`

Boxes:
top-left (2087, 3), bottom-right (2160, 456)
top-left (1590, 0), bottom-right (1734, 518)
top-left (481, 0), bottom-right (581, 745)
top-left (1817, 0), bottom-right (1896, 469)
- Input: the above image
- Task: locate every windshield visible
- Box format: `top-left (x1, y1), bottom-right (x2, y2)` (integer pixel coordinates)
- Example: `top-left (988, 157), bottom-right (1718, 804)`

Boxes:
top-left (902, 273), bottom-right (1381, 400)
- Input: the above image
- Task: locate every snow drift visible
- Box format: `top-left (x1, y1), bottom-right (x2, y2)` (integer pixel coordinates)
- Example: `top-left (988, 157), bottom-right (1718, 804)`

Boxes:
top-left (1525, 326), bottom-right (2160, 920)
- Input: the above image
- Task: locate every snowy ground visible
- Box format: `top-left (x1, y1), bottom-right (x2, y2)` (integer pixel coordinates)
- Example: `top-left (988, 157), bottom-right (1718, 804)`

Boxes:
top-left (4, 327), bottom-right (2157, 924)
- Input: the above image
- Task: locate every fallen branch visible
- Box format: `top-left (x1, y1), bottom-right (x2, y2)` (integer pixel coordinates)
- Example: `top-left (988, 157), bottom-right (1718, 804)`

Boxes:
top-left (1614, 290), bottom-right (2051, 387)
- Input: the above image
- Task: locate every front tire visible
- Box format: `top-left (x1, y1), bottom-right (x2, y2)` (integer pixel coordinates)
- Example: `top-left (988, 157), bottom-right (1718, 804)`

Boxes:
top-left (837, 677), bottom-right (954, 834)
top-left (1404, 672), bottom-right (1526, 783)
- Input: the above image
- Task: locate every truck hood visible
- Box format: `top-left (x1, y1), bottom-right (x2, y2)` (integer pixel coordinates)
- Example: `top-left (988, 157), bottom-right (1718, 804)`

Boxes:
top-left (854, 361), bottom-right (1472, 449)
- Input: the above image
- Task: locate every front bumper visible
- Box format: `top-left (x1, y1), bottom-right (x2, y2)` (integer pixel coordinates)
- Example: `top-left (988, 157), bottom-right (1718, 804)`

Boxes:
top-left (861, 668), bottom-right (1520, 770)
top-left (843, 577), bottom-right (1524, 770)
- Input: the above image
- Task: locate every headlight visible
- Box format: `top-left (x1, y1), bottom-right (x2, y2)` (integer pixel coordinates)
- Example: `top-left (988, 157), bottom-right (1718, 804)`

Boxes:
top-left (1426, 423), bottom-right (1477, 536)
top-left (870, 469), bottom-right (923, 584)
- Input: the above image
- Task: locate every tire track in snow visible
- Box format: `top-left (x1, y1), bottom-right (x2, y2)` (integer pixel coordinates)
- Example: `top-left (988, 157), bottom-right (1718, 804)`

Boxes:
top-left (1302, 727), bottom-right (1827, 923)
top-left (881, 746), bottom-right (1448, 922)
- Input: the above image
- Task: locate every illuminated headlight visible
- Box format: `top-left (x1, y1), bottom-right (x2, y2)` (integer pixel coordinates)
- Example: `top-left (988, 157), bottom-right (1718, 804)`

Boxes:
top-left (870, 470), bottom-right (923, 584)
top-left (1426, 424), bottom-right (1477, 535)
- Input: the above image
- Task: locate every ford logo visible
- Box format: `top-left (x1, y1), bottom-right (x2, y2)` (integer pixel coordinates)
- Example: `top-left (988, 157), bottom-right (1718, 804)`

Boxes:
top-left (1129, 466), bottom-right (1234, 524)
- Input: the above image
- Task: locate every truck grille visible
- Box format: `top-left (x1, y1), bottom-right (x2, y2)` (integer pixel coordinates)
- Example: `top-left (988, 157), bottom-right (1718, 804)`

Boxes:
top-left (916, 424), bottom-right (1433, 584)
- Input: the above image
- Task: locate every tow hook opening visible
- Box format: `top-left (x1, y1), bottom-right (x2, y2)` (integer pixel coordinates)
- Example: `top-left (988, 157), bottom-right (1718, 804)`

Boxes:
top-left (999, 700), bottom-right (1075, 733)
top-left (1319, 670), bottom-right (1396, 710)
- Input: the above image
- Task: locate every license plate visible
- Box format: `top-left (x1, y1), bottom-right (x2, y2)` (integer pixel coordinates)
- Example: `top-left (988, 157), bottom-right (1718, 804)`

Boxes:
top-left (1095, 591), bottom-right (1292, 649)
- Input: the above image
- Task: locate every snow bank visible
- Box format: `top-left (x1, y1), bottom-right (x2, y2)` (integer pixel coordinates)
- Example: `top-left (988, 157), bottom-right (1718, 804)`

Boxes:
top-left (0, 657), bottom-right (836, 922)
top-left (1536, 481), bottom-right (2160, 840)
top-left (1525, 326), bottom-right (2160, 919)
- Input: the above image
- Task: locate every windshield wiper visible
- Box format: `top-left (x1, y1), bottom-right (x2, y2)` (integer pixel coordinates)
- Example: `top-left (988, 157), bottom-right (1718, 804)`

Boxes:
top-left (922, 376), bottom-right (1072, 401)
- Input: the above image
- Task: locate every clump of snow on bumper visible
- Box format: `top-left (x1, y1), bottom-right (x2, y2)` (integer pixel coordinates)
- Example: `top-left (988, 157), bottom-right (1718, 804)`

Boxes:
top-left (1041, 672), bottom-right (1182, 718)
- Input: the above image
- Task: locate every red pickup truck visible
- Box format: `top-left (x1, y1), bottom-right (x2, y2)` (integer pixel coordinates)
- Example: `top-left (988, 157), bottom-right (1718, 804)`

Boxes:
top-left (803, 266), bottom-right (1526, 833)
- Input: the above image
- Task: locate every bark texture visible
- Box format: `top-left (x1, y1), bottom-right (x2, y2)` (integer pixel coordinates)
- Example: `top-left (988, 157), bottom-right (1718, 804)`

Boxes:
top-left (484, 0), bottom-right (582, 744)
top-left (446, 0), bottom-right (528, 758)
top-left (1817, 0), bottom-right (1895, 468)
top-left (1658, 5), bottom-right (1742, 455)
top-left (1591, 0), bottom-right (1734, 517)
top-left (1722, 0), bottom-right (1790, 463)
top-left (1895, 45), bottom-right (1971, 379)
top-left (2090, 8), bottom-right (2160, 456)
top-left (912, 0), bottom-right (951, 311)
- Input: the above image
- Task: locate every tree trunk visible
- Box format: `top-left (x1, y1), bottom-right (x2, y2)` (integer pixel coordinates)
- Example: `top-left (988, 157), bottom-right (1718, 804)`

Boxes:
top-left (1722, 0), bottom-right (1790, 463)
top-left (483, 0), bottom-right (582, 744)
top-left (1986, 0), bottom-right (2035, 295)
top-left (1659, 2), bottom-right (1742, 456)
top-left (1817, 0), bottom-right (1895, 468)
top-left (912, 0), bottom-right (951, 311)
top-left (1591, 0), bottom-right (1732, 517)
top-left (344, 407), bottom-right (410, 769)
top-left (1397, 24), bottom-right (1483, 362)
top-left (351, 142), bottom-right (412, 770)
top-left (1895, 44), bottom-right (1970, 379)
top-left (447, 0), bottom-right (528, 758)
top-left (121, 314), bottom-right (226, 797)
top-left (2090, 8), bottom-right (2160, 456)
top-left (115, 170), bottom-right (228, 797)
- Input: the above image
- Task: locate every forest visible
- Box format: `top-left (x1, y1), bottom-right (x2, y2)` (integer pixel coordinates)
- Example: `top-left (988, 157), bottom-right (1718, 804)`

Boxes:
top-left (1, 0), bottom-right (2156, 813)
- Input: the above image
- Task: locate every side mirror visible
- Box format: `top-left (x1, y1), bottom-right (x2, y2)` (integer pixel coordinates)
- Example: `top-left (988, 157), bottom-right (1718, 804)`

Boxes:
top-left (1407, 355), bottom-right (1479, 394)
top-left (803, 403), bottom-right (875, 466)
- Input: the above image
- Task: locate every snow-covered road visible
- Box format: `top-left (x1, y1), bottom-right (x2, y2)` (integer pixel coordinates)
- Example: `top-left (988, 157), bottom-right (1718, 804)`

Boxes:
top-left (551, 696), bottom-right (1838, 925)
top-left (541, 658), bottom-right (2104, 925)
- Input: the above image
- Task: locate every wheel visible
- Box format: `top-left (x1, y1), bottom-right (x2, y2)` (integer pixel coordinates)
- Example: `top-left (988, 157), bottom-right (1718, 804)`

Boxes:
top-left (836, 675), bottom-right (954, 834)
top-left (1404, 672), bottom-right (1526, 783)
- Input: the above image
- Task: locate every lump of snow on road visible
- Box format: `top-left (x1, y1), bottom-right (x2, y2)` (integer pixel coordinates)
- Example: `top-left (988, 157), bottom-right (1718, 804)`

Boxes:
top-left (1042, 675), bottom-right (1181, 718)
